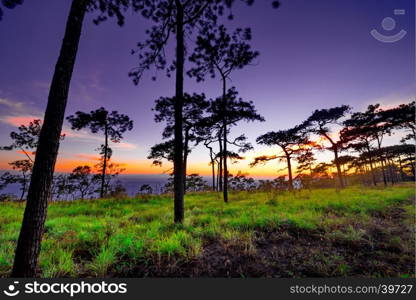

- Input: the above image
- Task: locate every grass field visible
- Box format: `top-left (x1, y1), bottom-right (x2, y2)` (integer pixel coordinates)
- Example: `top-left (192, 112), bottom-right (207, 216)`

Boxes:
top-left (0, 184), bottom-right (414, 278)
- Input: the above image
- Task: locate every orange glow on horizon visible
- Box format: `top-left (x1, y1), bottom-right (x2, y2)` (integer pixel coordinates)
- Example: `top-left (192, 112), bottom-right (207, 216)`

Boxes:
top-left (0, 157), bottom-right (289, 177)
top-left (2, 116), bottom-right (42, 127)
top-left (0, 140), bottom-right (335, 178)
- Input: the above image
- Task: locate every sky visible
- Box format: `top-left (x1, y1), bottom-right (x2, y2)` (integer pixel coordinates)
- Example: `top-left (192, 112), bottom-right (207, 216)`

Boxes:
top-left (0, 0), bottom-right (414, 178)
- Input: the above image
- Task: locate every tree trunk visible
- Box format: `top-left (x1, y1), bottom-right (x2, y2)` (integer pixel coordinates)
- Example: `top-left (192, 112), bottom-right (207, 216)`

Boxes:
top-left (342, 165), bottom-right (348, 186)
top-left (173, 1), bottom-right (185, 223)
top-left (408, 153), bottom-right (416, 177)
top-left (286, 153), bottom-right (293, 190)
top-left (209, 148), bottom-right (216, 191)
top-left (365, 145), bottom-right (377, 186)
top-left (398, 155), bottom-right (405, 181)
top-left (218, 135), bottom-right (223, 191)
top-left (387, 158), bottom-right (395, 184)
top-left (216, 161), bottom-right (220, 191)
top-left (12, 0), bottom-right (88, 277)
top-left (100, 125), bottom-right (108, 198)
top-left (183, 129), bottom-right (189, 194)
top-left (222, 77), bottom-right (228, 203)
top-left (19, 175), bottom-right (27, 201)
top-left (333, 147), bottom-right (344, 188)
top-left (368, 158), bottom-right (377, 186)
top-left (376, 139), bottom-right (387, 186)
top-left (380, 157), bottom-right (388, 186)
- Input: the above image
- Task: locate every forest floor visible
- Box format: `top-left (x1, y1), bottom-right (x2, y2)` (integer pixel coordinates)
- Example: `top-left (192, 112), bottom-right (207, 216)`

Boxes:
top-left (0, 184), bottom-right (414, 277)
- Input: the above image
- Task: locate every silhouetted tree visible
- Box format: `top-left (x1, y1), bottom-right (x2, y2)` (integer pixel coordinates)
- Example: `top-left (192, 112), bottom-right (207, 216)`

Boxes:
top-left (130, 0), bottom-right (219, 223)
top-left (0, 172), bottom-right (12, 190)
top-left (9, 160), bottom-right (32, 201)
top-left (186, 173), bottom-right (209, 192)
top-left (382, 144), bottom-right (415, 180)
top-left (189, 25), bottom-right (259, 203)
top-left (0, 120), bottom-right (36, 201)
top-left (0, 120), bottom-right (65, 201)
top-left (381, 147), bottom-right (401, 184)
top-left (68, 166), bottom-right (99, 200)
top-left (253, 126), bottom-right (309, 190)
top-left (398, 144), bottom-right (416, 177)
top-left (343, 104), bottom-right (395, 186)
top-left (67, 107), bottom-right (133, 198)
top-left (384, 101), bottom-right (416, 143)
top-left (302, 105), bottom-right (351, 188)
top-left (164, 173), bottom-right (208, 193)
top-left (194, 108), bottom-right (225, 191)
top-left (196, 128), bottom-right (219, 191)
top-left (296, 149), bottom-right (317, 177)
top-left (293, 149), bottom-right (317, 189)
top-left (95, 161), bottom-right (126, 196)
top-left (1, 119), bottom-right (43, 162)
top-left (258, 176), bottom-right (288, 191)
top-left (209, 88), bottom-right (263, 200)
top-left (364, 104), bottom-right (394, 186)
top-left (12, 0), bottom-right (131, 277)
top-left (52, 174), bottom-right (76, 201)
top-left (228, 171), bottom-right (256, 191)
top-left (1, 119), bottom-right (66, 161)
top-left (0, 172), bottom-right (19, 201)
top-left (342, 108), bottom-right (381, 186)
top-left (148, 140), bottom-right (175, 168)
top-left (108, 180), bottom-right (128, 199)
top-left (152, 93), bottom-right (209, 191)
top-left (312, 162), bottom-right (332, 178)
top-left (131, 0), bottom-right (278, 222)
top-left (196, 111), bottom-right (253, 193)
top-left (215, 150), bottom-right (245, 189)
top-left (0, 171), bottom-right (13, 190)
top-left (334, 155), bottom-right (356, 185)
top-left (139, 184), bottom-right (153, 195)
top-left (11, 1), bottom-right (89, 276)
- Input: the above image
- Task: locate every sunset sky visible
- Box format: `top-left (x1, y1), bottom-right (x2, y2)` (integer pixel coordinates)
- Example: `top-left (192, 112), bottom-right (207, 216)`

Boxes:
top-left (0, 0), bottom-right (414, 178)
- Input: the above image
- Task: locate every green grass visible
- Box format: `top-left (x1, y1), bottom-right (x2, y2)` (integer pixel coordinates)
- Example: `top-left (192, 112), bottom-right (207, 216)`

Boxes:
top-left (0, 184), bottom-right (414, 277)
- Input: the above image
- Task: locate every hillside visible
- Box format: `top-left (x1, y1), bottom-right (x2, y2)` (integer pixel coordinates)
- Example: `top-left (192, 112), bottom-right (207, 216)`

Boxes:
top-left (0, 184), bottom-right (414, 278)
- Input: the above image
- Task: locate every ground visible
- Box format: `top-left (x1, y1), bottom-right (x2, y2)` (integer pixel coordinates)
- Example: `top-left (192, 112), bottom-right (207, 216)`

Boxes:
top-left (0, 184), bottom-right (414, 278)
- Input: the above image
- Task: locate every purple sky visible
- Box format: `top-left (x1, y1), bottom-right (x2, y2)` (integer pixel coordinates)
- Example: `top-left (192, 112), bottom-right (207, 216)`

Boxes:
top-left (0, 0), bottom-right (414, 176)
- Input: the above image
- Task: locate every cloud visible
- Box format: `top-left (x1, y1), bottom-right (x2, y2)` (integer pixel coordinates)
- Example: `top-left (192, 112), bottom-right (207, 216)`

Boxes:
top-left (62, 126), bottom-right (138, 149)
top-left (74, 153), bottom-right (100, 161)
top-left (0, 115), bottom-right (42, 127)
top-left (360, 90), bottom-right (414, 110)
top-left (0, 97), bottom-right (43, 129)
top-left (112, 141), bottom-right (137, 150)
top-left (62, 128), bottom-right (102, 142)
top-left (32, 80), bottom-right (50, 91)
top-left (0, 115), bottom-right (139, 151)
top-left (0, 98), bottom-right (25, 111)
